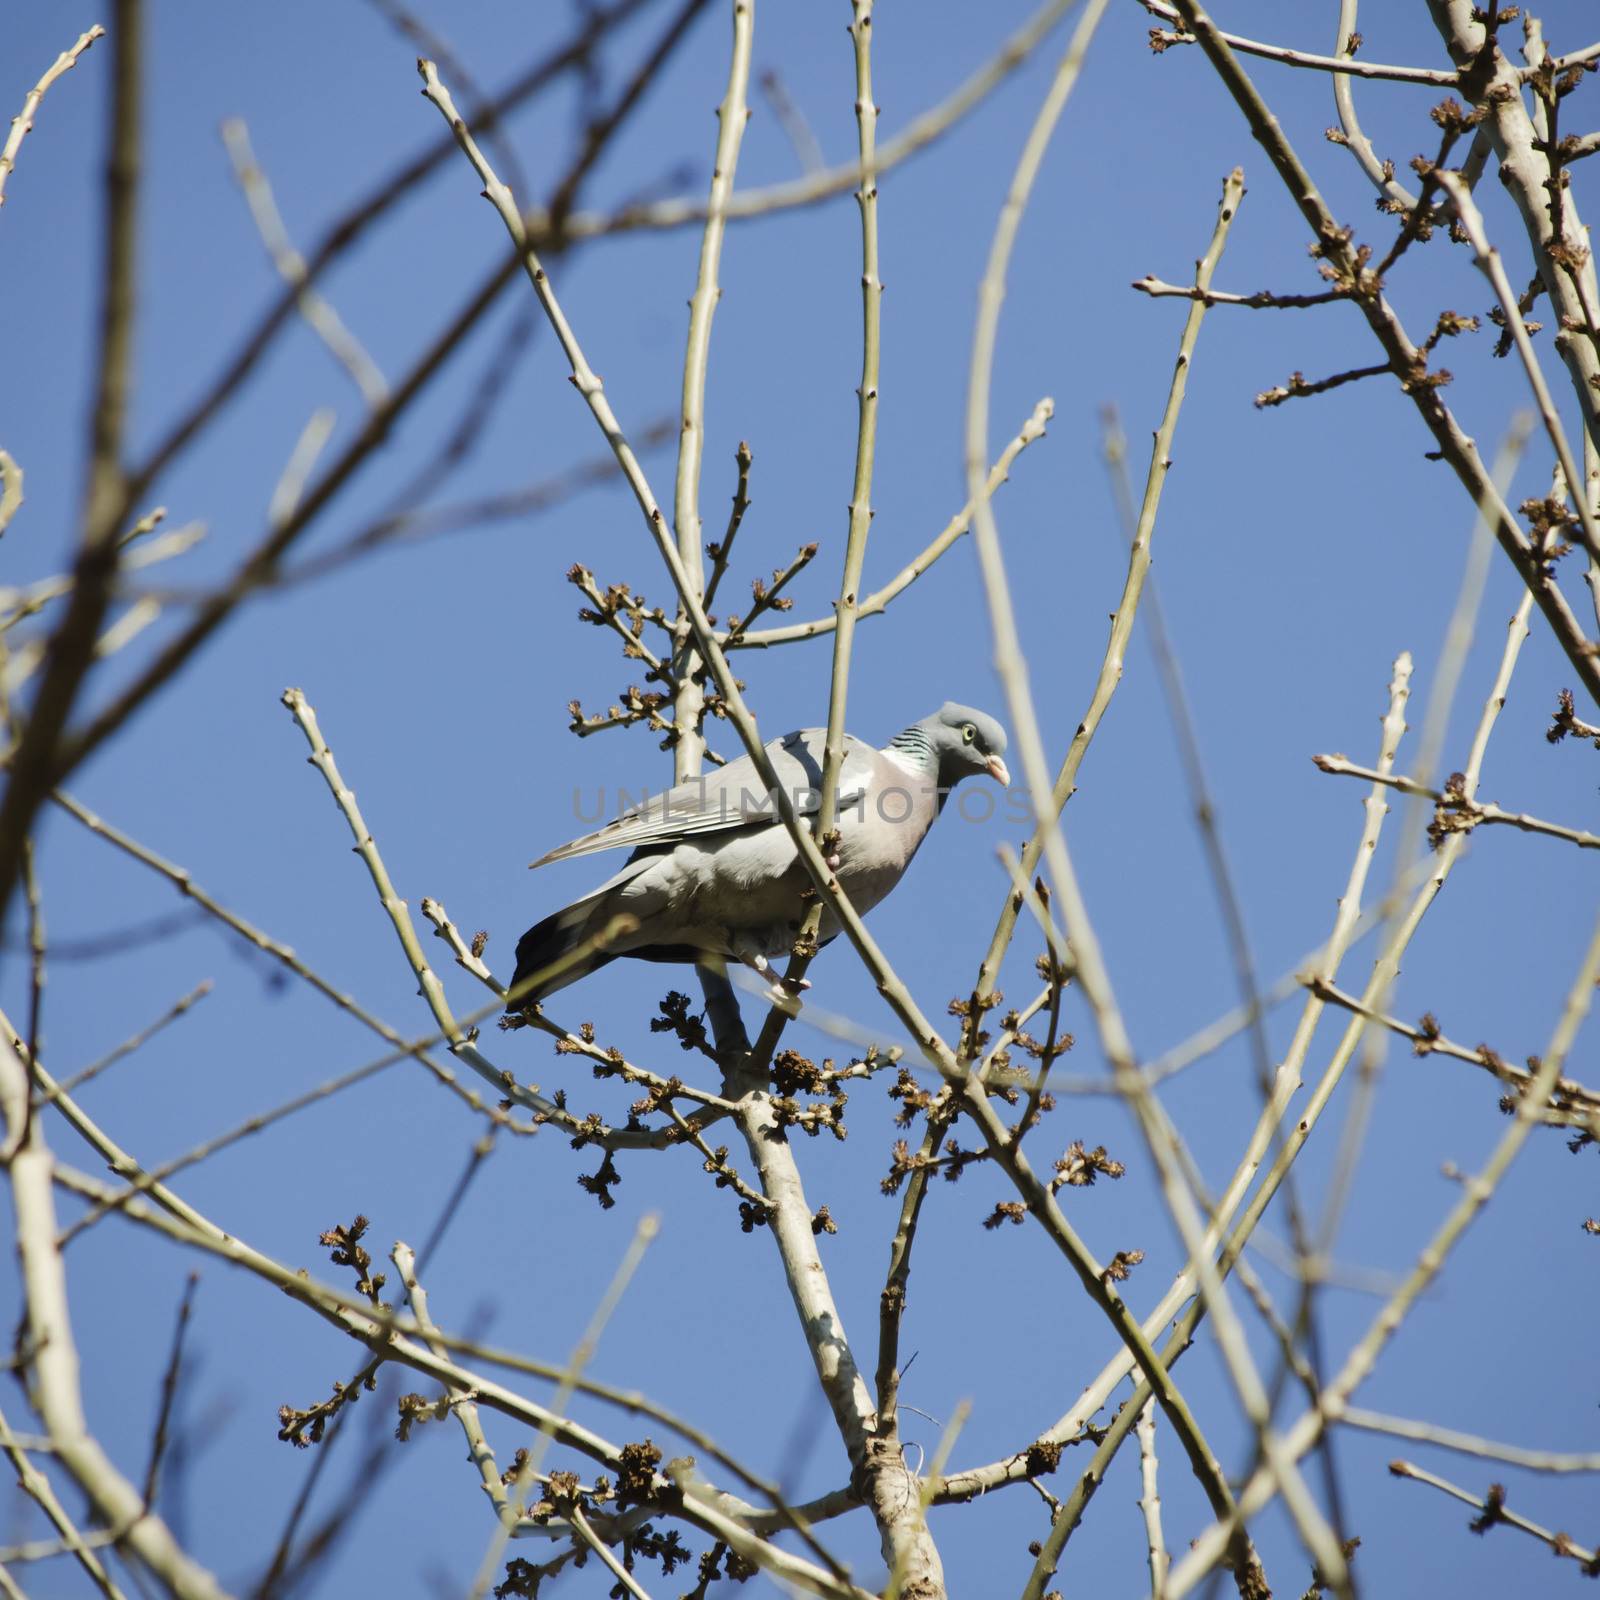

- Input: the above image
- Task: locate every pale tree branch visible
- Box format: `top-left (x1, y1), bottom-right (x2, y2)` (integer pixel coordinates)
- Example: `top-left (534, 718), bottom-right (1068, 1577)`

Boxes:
top-left (1387, 1461), bottom-right (1598, 1571)
top-left (221, 119), bottom-right (389, 408)
top-left (669, 0), bottom-right (755, 780)
top-left (399, 1242), bottom-right (508, 1513)
top-left (423, 33), bottom-right (963, 1594)
top-left (726, 397), bottom-right (1051, 649)
top-left (1167, 0), bottom-right (1600, 711)
top-left (467, 1215), bottom-right (658, 1598)
top-left (15, 1046), bottom-right (865, 1597)
top-left (26, 0), bottom-right (713, 861)
top-left (1430, 4), bottom-right (1600, 472)
top-left (1343, 1411), bottom-right (1600, 1474)
top-left (0, 25), bottom-right (104, 212)
top-left (947, 649), bottom-right (1414, 1515)
top-left (0, 1397), bottom-right (129, 1599)
top-left (1136, 1398), bottom-right (1167, 1600)
top-left (569, 1504), bottom-right (656, 1600)
top-left (972, 162), bottom-right (1232, 1011)
top-left (767, 0), bottom-right (888, 1029)
top-left (1301, 417), bottom-right (1532, 1382)
top-left (1310, 753), bottom-right (1600, 851)
top-left (1, 1033), bottom-right (232, 1600)
top-left (963, 19), bottom-right (1302, 1584)
top-left (1308, 975), bottom-right (1600, 1129)
top-left (1139, 1), bottom-right (1461, 84)
top-left (51, 786), bottom-right (553, 1129)
top-left (701, 437), bottom-right (752, 615)
top-left (1130, 278), bottom-right (1342, 309)
top-left (1439, 167), bottom-right (1600, 570)
top-left (1165, 884), bottom-right (1600, 1596)
top-left (0, 0), bottom-right (138, 929)
top-left (1331, 0), bottom-right (1418, 211)
top-left (425, 26), bottom-right (1262, 1598)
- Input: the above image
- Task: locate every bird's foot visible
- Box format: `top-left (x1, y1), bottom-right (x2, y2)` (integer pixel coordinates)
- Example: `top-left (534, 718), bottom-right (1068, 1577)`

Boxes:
top-left (737, 951), bottom-right (811, 1010)
top-left (765, 981), bottom-right (804, 1016)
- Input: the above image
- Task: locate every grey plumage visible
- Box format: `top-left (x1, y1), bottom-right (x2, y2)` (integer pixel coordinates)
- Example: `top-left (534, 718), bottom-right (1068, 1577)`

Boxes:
top-left (508, 702), bottom-right (1009, 1006)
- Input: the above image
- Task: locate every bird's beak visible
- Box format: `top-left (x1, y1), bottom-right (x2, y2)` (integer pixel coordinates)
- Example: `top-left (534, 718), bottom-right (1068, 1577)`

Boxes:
top-left (986, 754), bottom-right (1011, 787)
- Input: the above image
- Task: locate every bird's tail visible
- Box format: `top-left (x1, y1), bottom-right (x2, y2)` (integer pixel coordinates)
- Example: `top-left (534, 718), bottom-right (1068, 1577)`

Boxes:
top-left (506, 893), bottom-right (621, 1010)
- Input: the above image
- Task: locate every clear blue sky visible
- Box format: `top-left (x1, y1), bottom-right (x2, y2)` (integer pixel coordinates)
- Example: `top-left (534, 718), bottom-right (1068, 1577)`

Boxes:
top-left (3, 2), bottom-right (1597, 1595)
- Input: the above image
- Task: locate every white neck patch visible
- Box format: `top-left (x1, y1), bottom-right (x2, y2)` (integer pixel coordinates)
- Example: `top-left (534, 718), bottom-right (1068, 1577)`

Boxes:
top-left (881, 744), bottom-right (929, 779)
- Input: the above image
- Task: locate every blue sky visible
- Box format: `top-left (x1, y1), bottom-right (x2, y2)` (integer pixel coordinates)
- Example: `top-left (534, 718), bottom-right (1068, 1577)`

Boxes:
top-left (3, 2), bottom-right (1598, 1595)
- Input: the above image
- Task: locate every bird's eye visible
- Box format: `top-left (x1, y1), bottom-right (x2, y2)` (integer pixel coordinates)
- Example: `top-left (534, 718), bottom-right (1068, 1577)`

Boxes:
top-left (961, 723), bottom-right (976, 744)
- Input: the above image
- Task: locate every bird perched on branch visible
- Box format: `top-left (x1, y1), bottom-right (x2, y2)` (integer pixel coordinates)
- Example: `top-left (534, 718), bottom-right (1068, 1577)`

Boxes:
top-left (507, 702), bottom-right (1009, 1007)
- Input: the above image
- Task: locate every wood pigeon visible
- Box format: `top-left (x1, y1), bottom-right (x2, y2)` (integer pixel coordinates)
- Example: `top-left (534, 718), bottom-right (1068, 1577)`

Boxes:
top-left (508, 703), bottom-right (1010, 1006)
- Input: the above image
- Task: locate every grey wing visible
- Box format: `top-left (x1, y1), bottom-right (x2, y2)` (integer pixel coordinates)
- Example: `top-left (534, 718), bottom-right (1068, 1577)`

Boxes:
top-left (530, 729), bottom-right (877, 867)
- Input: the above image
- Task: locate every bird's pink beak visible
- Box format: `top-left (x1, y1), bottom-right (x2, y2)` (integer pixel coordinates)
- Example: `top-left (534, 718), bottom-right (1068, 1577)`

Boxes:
top-left (986, 754), bottom-right (1011, 787)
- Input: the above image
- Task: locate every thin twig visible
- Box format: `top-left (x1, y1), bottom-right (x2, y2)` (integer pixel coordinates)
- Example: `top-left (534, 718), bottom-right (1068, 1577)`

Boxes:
top-left (1139, 1), bottom-right (1460, 84)
top-left (0, 0), bottom-right (138, 931)
top-left (982, 652), bottom-right (1413, 1536)
top-left (1131, 278), bottom-right (1342, 309)
top-left (1254, 363), bottom-right (1391, 408)
top-left (1170, 0), bottom-right (1600, 711)
top-left (358, 0), bottom-right (528, 194)
top-left (0, 25), bottom-right (105, 210)
top-left (668, 0), bottom-right (756, 779)
top-left (1308, 421), bottom-right (1531, 1273)
top-left (52, 787), bottom-right (546, 1128)
top-left (221, 119), bottom-right (388, 407)
top-left (571, 1505), bottom-right (657, 1600)
top-left (390, 1243), bottom-right (508, 1520)
top-left (1136, 1398), bottom-right (1168, 1599)
top-left (726, 399), bottom-right (1050, 648)
top-left (1308, 976), bottom-right (1600, 1126)
top-left (36, 1153), bottom-right (862, 1600)
top-left (281, 689), bottom-right (577, 1128)
top-left (965, 29), bottom-right (1297, 1585)
top-left (1165, 897), bottom-right (1600, 1595)
top-left (470, 1215), bottom-right (659, 1598)
top-left (1439, 168), bottom-right (1600, 569)
top-left (1, 1035), bottom-right (231, 1600)
top-left (141, 1274), bottom-right (200, 1507)
top-left (1331, 0), bottom-right (1417, 212)
top-left (779, 0), bottom-right (888, 1014)
top-left (1387, 1461), bottom-right (1598, 1569)
top-left (720, 542), bottom-right (819, 644)
top-left (1343, 1410), bottom-right (1600, 1473)
top-left (972, 170), bottom-right (1230, 1010)
top-left (701, 439), bottom-right (752, 616)
top-left (1311, 754), bottom-right (1600, 851)
top-left (759, 68), bottom-right (825, 173)
top-left (570, 565), bottom-right (673, 676)
top-left (39, 981), bottom-right (213, 1104)
top-left (0, 1398), bottom-right (128, 1599)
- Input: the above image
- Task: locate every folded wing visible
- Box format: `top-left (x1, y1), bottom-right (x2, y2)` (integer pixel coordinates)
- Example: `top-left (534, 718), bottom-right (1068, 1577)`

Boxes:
top-left (531, 728), bottom-right (877, 868)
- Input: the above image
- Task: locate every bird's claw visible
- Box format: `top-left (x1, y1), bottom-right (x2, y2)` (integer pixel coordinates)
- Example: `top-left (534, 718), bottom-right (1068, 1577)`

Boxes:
top-left (741, 950), bottom-right (810, 1008)
top-left (766, 982), bottom-right (803, 1016)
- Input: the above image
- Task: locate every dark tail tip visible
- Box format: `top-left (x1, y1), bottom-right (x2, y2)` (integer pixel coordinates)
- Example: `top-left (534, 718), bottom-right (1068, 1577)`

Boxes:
top-left (506, 910), bottom-right (613, 1010)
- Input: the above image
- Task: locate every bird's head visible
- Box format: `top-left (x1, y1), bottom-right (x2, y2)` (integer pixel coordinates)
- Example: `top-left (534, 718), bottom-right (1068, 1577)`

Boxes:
top-left (921, 702), bottom-right (1010, 789)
